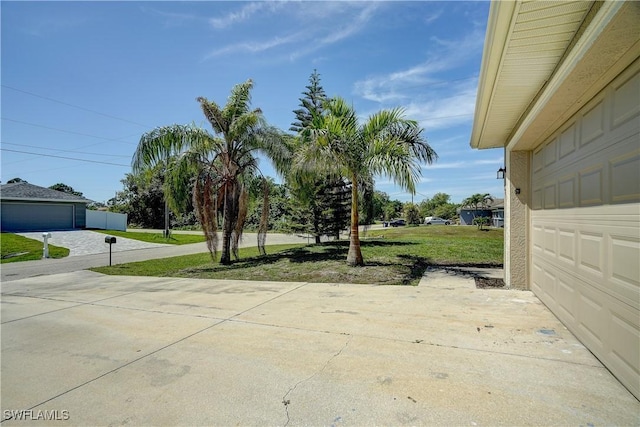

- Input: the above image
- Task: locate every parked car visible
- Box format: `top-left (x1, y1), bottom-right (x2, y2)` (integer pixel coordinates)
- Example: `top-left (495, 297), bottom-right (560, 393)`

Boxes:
top-left (424, 216), bottom-right (451, 225)
top-left (389, 219), bottom-right (406, 227)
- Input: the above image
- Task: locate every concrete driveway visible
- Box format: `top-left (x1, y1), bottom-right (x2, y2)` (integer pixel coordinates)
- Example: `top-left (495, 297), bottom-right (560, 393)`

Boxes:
top-left (2, 269), bottom-right (638, 426)
top-left (17, 230), bottom-right (169, 256)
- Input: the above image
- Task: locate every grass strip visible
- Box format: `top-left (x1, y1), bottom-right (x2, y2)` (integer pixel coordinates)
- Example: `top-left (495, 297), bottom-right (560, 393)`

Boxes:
top-left (92, 226), bottom-right (503, 286)
top-left (92, 229), bottom-right (206, 245)
top-left (1, 232), bottom-right (70, 263)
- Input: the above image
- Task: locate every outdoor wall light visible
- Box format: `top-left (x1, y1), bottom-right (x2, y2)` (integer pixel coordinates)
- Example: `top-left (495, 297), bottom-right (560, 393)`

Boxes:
top-left (515, 188), bottom-right (521, 195)
top-left (496, 167), bottom-right (506, 179)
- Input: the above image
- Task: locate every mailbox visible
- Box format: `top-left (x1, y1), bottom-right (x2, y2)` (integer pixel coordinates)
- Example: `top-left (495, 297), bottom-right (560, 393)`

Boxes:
top-left (42, 232), bottom-right (52, 259)
top-left (105, 236), bottom-right (116, 266)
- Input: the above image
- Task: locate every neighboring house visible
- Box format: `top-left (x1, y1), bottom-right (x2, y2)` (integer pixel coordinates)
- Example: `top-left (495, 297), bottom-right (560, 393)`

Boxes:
top-left (0, 182), bottom-right (92, 232)
top-left (470, 1), bottom-right (639, 399)
top-left (490, 201), bottom-right (504, 228)
top-left (458, 198), bottom-right (503, 226)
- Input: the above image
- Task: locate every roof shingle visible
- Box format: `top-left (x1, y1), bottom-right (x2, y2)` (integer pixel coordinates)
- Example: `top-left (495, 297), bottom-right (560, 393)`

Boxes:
top-left (0, 182), bottom-right (92, 203)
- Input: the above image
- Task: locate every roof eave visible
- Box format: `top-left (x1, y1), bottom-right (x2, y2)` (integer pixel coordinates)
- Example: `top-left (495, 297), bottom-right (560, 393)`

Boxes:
top-left (469, 1), bottom-right (517, 150)
top-left (1, 197), bottom-right (91, 204)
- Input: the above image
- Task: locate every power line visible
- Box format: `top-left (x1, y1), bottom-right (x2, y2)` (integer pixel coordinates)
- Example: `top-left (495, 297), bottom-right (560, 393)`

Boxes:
top-left (1, 117), bottom-right (139, 145)
top-left (1, 142), bottom-right (130, 158)
top-left (1, 148), bottom-right (130, 167)
top-left (1, 84), bottom-right (151, 129)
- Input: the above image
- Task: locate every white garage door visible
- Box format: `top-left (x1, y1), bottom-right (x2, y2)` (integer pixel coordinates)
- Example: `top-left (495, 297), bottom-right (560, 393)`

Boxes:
top-left (530, 65), bottom-right (639, 398)
top-left (1, 203), bottom-right (74, 232)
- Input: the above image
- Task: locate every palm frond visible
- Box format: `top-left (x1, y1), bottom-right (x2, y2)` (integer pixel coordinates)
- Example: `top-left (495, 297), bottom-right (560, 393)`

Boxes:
top-left (132, 124), bottom-right (203, 173)
top-left (197, 97), bottom-right (226, 135)
top-left (224, 79), bottom-right (254, 126)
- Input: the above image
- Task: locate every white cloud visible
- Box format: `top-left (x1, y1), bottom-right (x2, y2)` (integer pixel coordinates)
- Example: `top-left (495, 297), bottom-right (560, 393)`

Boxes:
top-left (424, 161), bottom-right (467, 170)
top-left (140, 6), bottom-right (202, 28)
top-left (318, 3), bottom-right (379, 45)
top-left (473, 157), bottom-right (504, 166)
top-left (204, 2), bottom-right (381, 62)
top-left (288, 3), bottom-right (381, 61)
top-left (203, 32), bottom-right (302, 59)
top-left (353, 29), bottom-right (485, 111)
top-left (209, 1), bottom-right (287, 29)
top-left (423, 9), bottom-right (443, 25)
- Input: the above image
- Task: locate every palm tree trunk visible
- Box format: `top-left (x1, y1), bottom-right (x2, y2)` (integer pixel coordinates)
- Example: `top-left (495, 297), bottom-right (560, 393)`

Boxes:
top-left (220, 182), bottom-right (233, 265)
top-left (164, 199), bottom-right (170, 238)
top-left (346, 174), bottom-right (363, 266)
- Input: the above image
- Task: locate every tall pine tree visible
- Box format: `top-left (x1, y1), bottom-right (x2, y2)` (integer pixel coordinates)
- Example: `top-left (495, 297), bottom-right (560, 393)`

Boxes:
top-left (289, 70), bottom-right (351, 243)
top-left (290, 69), bottom-right (327, 133)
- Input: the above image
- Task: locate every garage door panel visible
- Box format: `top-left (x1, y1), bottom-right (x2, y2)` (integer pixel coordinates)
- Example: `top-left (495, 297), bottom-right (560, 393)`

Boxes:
top-left (1, 203), bottom-right (73, 232)
top-left (533, 210), bottom-right (639, 309)
top-left (578, 164), bottom-right (604, 206)
top-left (610, 306), bottom-right (640, 380)
top-left (610, 234), bottom-right (640, 289)
top-left (610, 150), bottom-right (640, 203)
top-left (577, 286), bottom-right (606, 349)
top-left (580, 100), bottom-right (605, 147)
top-left (530, 66), bottom-right (639, 399)
top-left (556, 277), bottom-right (576, 322)
top-left (611, 70), bottom-right (639, 129)
top-left (578, 230), bottom-right (604, 275)
top-left (557, 228), bottom-right (576, 264)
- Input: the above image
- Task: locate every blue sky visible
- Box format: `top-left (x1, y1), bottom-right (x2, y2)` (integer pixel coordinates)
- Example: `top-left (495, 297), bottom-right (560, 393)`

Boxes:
top-left (1, 1), bottom-right (504, 205)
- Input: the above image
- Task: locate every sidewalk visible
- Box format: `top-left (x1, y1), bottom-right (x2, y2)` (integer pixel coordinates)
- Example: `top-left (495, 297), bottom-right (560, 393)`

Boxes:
top-left (1, 269), bottom-right (638, 425)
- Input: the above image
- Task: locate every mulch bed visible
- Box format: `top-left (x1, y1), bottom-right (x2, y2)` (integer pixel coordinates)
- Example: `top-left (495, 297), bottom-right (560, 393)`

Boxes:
top-left (474, 277), bottom-right (506, 289)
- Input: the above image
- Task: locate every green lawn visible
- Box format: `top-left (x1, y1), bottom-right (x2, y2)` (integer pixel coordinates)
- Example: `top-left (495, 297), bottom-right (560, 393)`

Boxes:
top-left (1, 233), bottom-right (70, 263)
top-left (93, 230), bottom-right (206, 245)
top-left (92, 225), bottom-right (503, 286)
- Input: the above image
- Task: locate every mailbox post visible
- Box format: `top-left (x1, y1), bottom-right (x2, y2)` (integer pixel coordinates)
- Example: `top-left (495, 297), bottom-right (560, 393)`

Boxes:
top-left (42, 232), bottom-right (52, 259)
top-left (104, 236), bottom-right (116, 266)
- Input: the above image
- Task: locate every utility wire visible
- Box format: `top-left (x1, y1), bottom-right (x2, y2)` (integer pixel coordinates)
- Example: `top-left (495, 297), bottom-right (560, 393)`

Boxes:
top-left (1, 142), bottom-right (130, 158)
top-left (1, 117), bottom-right (139, 145)
top-left (0, 148), bottom-right (130, 167)
top-left (1, 84), bottom-right (151, 129)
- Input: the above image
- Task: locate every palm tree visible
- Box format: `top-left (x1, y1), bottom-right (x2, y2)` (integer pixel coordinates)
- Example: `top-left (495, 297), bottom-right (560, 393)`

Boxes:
top-left (462, 193), bottom-right (494, 211)
top-left (133, 80), bottom-right (289, 264)
top-left (295, 97), bottom-right (437, 266)
top-left (132, 124), bottom-right (194, 238)
top-left (462, 193), bottom-right (494, 229)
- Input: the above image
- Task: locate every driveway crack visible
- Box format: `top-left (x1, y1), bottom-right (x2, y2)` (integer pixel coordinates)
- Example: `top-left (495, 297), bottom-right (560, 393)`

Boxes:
top-left (282, 334), bottom-right (352, 426)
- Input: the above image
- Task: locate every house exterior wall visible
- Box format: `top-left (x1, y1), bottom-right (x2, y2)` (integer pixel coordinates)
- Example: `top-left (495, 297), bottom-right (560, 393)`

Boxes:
top-left (491, 209), bottom-right (504, 228)
top-left (73, 203), bottom-right (87, 229)
top-left (527, 63), bottom-right (639, 400)
top-left (504, 151), bottom-right (530, 290)
top-left (459, 209), bottom-right (491, 225)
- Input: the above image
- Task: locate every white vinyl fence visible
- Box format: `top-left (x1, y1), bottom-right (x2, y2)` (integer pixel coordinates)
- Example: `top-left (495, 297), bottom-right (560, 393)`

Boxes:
top-left (86, 210), bottom-right (127, 231)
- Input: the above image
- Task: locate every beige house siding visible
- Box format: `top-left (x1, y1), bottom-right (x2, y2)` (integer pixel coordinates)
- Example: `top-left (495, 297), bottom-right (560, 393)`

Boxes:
top-left (528, 63), bottom-right (639, 400)
top-left (505, 151), bottom-right (530, 290)
top-left (470, 0), bottom-right (639, 400)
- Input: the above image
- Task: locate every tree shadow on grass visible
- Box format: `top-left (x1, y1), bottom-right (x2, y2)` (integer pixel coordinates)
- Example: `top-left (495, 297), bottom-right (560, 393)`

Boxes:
top-left (396, 254), bottom-right (432, 285)
top-left (183, 240), bottom-right (419, 279)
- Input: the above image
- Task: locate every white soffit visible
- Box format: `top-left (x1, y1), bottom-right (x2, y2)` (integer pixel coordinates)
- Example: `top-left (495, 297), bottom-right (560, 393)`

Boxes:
top-left (471, 1), bottom-right (592, 149)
